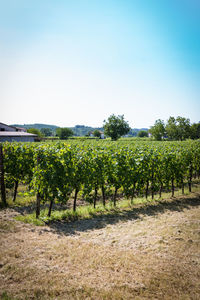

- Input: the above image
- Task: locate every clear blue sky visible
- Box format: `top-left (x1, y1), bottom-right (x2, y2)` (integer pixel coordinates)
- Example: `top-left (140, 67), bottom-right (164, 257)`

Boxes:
top-left (0, 0), bottom-right (199, 128)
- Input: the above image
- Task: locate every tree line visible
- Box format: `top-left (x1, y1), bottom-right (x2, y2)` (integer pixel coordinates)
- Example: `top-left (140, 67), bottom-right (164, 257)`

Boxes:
top-left (149, 116), bottom-right (200, 141)
top-left (26, 115), bottom-right (199, 141)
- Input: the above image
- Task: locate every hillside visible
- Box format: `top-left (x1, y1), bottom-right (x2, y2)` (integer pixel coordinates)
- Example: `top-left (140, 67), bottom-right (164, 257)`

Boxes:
top-left (11, 123), bottom-right (149, 137)
top-left (11, 123), bottom-right (59, 131)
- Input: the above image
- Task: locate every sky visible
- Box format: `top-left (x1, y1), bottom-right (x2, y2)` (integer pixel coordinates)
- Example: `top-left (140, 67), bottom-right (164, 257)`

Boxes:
top-left (0, 0), bottom-right (200, 128)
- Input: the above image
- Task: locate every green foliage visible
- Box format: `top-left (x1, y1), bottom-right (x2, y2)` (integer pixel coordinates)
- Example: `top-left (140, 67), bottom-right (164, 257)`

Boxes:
top-left (93, 130), bottom-right (101, 138)
top-left (3, 143), bottom-right (34, 189)
top-left (2, 139), bottom-right (200, 216)
top-left (150, 116), bottom-right (193, 141)
top-left (149, 119), bottom-right (165, 140)
top-left (190, 122), bottom-right (200, 140)
top-left (27, 128), bottom-right (42, 137)
top-left (176, 116), bottom-right (191, 140)
top-left (166, 116), bottom-right (191, 141)
top-left (40, 128), bottom-right (52, 137)
top-left (103, 114), bottom-right (131, 140)
top-left (56, 127), bottom-right (74, 139)
top-left (137, 130), bottom-right (148, 138)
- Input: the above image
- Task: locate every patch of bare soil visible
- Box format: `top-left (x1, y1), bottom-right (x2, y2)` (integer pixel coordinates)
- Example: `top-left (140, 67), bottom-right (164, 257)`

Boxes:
top-left (0, 193), bottom-right (200, 299)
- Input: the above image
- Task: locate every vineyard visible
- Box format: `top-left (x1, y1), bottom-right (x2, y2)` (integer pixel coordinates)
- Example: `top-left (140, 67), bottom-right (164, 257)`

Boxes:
top-left (1, 140), bottom-right (200, 220)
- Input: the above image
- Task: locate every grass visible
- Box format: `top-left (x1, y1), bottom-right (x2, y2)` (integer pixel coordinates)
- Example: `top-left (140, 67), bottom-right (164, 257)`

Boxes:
top-left (0, 292), bottom-right (16, 300)
top-left (0, 219), bottom-right (18, 233)
top-left (5, 185), bottom-right (35, 207)
top-left (1, 191), bottom-right (200, 299)
top-left (15, 203), bottom-right (123, 226)
top-left (14, 182), bottom-right (200, 226)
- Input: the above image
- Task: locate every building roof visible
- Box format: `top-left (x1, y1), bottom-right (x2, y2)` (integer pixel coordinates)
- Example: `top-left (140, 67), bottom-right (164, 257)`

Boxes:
top-left (15, 127), bottom-right (27, 131)
top-left (0, 122), bottom-right (18, 130)
top-left (0, 131), bottom-right (37, 137)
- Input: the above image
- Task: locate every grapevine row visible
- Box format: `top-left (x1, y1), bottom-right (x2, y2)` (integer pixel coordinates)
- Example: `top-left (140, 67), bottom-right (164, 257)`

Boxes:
top-left (1, 140), bottom-right (200, 217)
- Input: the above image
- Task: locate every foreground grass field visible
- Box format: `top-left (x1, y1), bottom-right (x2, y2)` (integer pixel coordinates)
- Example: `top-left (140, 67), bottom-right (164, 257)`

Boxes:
top-left (0, 190), bottom-right (200, 299)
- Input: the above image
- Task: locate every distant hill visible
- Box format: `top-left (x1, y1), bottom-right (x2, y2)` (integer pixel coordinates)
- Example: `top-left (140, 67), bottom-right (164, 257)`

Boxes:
top-left (129, 128), bottom-right (149, 137)
top-left (11, 124), bottom-right (148, 137)
top-left (69, 125), bottom-right (104, 136)
top-left (11, 123), bottom-right (59, 132)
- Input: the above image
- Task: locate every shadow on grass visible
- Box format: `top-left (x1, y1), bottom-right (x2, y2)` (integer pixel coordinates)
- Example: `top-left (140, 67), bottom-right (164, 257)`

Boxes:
top-left (47, 193), bottom-right (200, 236)
top-left (2, 201), bottom-right (71, 215)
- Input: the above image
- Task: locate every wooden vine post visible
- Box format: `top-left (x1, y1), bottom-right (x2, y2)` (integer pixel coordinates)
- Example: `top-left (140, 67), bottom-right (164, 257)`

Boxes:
top-left (36, 192), bottom-right (41, 219)
top-left (0, 143), bottom-right (7, 206)
top-left (36, 155), bottom-right (41, 218)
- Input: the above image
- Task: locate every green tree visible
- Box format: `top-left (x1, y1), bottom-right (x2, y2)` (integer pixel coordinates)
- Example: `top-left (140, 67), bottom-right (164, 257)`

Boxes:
top-left (137, 130), bottom-right (148, 138)
top-left (93, 130), bottom-right (101, 138)
top-left (166, 116), bottom-right (190, 140)
top-left (190, 122), bottom-right (200, 139)
top-left (176, 116), bottom-right (190, 141)
top-left (27, 128), bottom-right (42, 137)
top-left (103, 114), bottom-right (131, 141)
top-left (165, 117), bottom-right (177, 140)
top-left (149, 119), bottom-right (165, 140)
top-left (56, 128), bottom-right (74, 139)
top-left (40, 128), bottom-right (52, 137)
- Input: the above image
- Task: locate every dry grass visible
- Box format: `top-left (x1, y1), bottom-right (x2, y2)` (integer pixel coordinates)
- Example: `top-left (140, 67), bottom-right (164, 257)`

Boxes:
top-left (0, 192), bottom-right (200, 299)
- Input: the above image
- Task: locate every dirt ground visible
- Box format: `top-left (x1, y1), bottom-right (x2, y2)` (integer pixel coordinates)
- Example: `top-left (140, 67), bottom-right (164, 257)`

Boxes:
top-left (0, 193), bottom-right (200, 299)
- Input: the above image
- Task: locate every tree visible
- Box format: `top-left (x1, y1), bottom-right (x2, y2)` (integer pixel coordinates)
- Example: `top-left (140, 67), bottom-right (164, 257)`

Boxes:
top-left (165, 117), bottom-right (177, 140)
top-left (176, 116), bottom-right (190, 140)
top-left (190, 122), bottom-right (200, 139)
top-left (166, 116), bottom-right (190, 140)
top-left (93, 130), bottom-right (101, 138)
top-left (40, 128), bottom-right (52, 137)
top-left (56, 128), bottom-right (74, 139)
top-left (103, 114), bottom-right (131, 141)
top-left (137, 130), bottom-right (148, 138)
top-left (149, 119), bottom-right (165, 141)
top-left (27, 128), bottom-right (42, 137)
